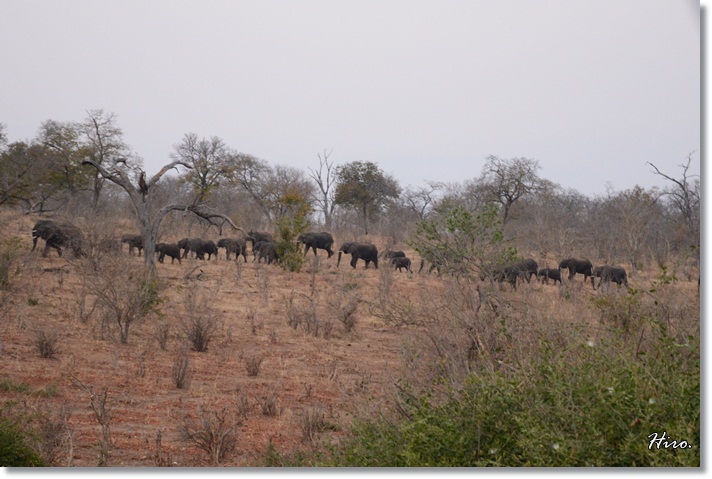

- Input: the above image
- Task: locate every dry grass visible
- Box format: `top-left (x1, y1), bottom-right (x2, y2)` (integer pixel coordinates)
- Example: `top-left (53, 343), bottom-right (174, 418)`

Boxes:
top-left (0, 212), bottom-right (699, 466)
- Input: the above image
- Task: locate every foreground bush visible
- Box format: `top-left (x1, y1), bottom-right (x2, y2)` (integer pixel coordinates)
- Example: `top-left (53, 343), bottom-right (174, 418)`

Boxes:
top-left (325, 331), bottom-right (699, 467)
top-left (0, 408), bottom-right (47, 467)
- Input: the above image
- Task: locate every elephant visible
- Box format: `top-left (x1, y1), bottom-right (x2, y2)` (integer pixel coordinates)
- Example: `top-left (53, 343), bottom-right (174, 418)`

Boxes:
top-left (32, 219), bottom-right (86, 258)
top-left (254, 241), bottom-right (279, 264)
top-left (217, 238), bottom-right (248, 262)
top-left (121, 234), bottom-right (144, 256)
top-left (537, 268), bottom-right (562, 285)
top-left (246, 231), bottom-right (274, 247)
top-left (419, 258), bottom-right (442, 275)
top-left (196, 240), bottom-right (218, 260)
top-left (178, 238), bottom-right (204, 259)
top-left (297, 232), bottom-right (335, 258)
top-left (480, 260), bottom-right (535, 290)
top-left (382, 249), bottom-right (406, 259)
top-left (514, 258), bottom-right (538, 283)
top-left (337, 242), bottom-right (378, 269)
top-left (155, 243), bottom-right (182, 264)
top-left (484, 266), bottom-right (524, 289)
top-left (559, 257), bottom-right (593, 282)
top-left (391, 256), bottom-right (412, 273)
top-left (592, 265), bottom-right (628, 289)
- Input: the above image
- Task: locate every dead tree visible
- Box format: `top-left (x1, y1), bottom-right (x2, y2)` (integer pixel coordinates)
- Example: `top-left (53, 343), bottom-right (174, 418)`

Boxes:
top-left (647, 154), bottom-right (700, 255)
top-left (81, 157), bottom-right (244, 271)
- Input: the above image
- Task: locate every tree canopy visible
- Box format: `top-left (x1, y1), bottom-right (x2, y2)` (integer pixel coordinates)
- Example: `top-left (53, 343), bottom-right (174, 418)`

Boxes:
top-left (334, 161), bottom-right (401, 234)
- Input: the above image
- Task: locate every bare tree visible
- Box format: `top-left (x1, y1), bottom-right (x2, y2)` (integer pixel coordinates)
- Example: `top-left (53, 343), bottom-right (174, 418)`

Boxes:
top-left (171, 133), bottom-right (233, 203)
top-left (308, 149), bottom-right (337, 229)
top-left (401, 182), bottom-right (440, 220)
top-left (647, 154), bottom-right (700, 255)
top-left (81, 157), bottom-right (243, 271)
top-left (80, 110), bottom-right (135, 208)
top-left (227, 153), bottom-right (273, 220)
top-left (478, 155), bottom-right (556, 225)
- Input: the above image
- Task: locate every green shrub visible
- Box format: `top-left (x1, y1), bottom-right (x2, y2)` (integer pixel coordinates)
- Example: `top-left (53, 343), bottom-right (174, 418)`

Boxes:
top-left (0, 404), bottom-right (47, 467)
top-left (326, 332), bottom-right (699, 467)
top-left (273, 193), bottom-right (311, 273)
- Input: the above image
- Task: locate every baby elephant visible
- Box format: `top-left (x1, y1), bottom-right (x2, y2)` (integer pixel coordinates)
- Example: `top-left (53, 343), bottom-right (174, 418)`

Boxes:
top-left (391, 256), bottom-right (412, 273)
top-left (155, 243), bottom-right (182, 264)
top-left (537, 268), bottom-right (561, 285)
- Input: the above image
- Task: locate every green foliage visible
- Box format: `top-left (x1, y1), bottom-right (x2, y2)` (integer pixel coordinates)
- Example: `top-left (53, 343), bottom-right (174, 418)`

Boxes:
top-left (326, 331), bottom-right (699, 467)
top-left (334, 161), bottom-right (400, 233)
top-left (410, 204), bottom-right (518, 279)
top-left (0, 403), bottom-right (47, 467)
top-left (274, 193), bottom-right (312, 273)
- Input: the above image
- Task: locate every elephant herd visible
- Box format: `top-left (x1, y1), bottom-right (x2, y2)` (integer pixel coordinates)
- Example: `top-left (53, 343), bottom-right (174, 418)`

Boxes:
top-left (30, 219), bottom-right (629, 290)
top-left (480, 257), bottom-right (629, 290)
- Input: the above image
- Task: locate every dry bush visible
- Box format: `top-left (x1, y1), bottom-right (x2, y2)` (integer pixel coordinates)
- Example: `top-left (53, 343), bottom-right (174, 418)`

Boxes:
top-left (179, 288), bottom-right (220, 352)
top-left (172, 350), bottom-right (190, 389)
top-left (259, 390), bottom-right (281, 417)
top-left (30, 404), bottom-right (74, 466)
top-left (377, 262), bottom-right (394, 303)
top-left (83, 256), bottom-right (162, 344)
top-left (299, 407), bottom-right (330, 444)
top-left (152, 320), bottom-right (171, 351)
top-left (181, 404), bottom-right (238, 466)
top-left (72, 380), bottom-right (112, 466)
top-left (244, 355), bottom-right (264, 377)
top-left (0, 236), bottom-right (22, 294)
top-left (327, 291), bottom-right (359, 333)
top-left (285, 291), bottom-right (319, 337)
top-left (152, 430), bottom-right (173, 467)
top-left (32, 326), bottom-right (60, 359)
top-left (235, 390), bottom-right (252, 421)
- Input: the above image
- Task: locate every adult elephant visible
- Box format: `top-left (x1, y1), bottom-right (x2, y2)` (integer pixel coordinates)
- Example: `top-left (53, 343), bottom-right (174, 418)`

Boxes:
top-left (483, 265), bottom-right (525, 290)
top-left (592, 265), bottom-right (628, 289)
top-left (217, 238), bottom-right (248, 262)
top-left (178, 238), bottom-right (204, 259)
top-left (121, 234), bottom-right (143, 256)
top-left (32, 219), bottom-right (86, 258)
top-left (559, 257), bottom-right (593, 283)
top-left (155, 243), bottom-right (182, 264)
top-left (196, 240), bottom-right (218, 260)
top-left (337, 242), bottom-right (378, 269)
top-left (297, 232), bottom-right (334, 258)
top-left (514, 258), bottom-right (538, 283)
top-left (246, 231), bottom-right (274, 247)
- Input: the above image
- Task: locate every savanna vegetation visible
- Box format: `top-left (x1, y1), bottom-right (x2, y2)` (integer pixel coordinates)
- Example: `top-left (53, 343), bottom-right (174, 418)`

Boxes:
top-left (0, 113), bottom-right (699, 467)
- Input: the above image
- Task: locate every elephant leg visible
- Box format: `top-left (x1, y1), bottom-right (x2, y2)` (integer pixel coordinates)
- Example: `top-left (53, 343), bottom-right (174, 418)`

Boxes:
top-left (350, 256), bottom-right (358, 269)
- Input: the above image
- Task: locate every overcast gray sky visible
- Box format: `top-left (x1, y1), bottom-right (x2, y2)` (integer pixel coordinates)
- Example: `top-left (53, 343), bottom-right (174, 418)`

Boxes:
top-left (0, 0), bottom-right (700, 196)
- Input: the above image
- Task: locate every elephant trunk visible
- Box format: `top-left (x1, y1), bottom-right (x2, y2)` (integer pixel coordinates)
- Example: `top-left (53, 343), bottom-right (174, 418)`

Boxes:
top-left (337, 251), bottom-right (342, 267)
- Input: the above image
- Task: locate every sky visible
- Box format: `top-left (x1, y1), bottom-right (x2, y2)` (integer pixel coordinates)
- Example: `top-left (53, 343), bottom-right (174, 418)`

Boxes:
top-left (0, 0), bottom-right (701, 197)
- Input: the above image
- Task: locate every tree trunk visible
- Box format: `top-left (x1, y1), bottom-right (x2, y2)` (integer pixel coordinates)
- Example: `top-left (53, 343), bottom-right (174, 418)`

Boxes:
top-left (362, 204), bottom-right (369, 235)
